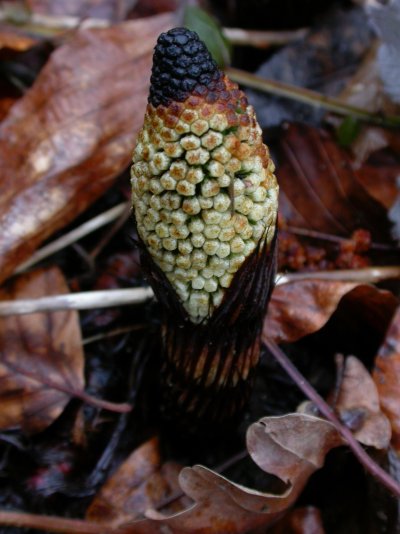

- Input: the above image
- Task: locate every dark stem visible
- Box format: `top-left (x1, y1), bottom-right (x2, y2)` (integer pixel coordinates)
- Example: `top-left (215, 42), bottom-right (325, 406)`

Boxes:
top-left (265, 339), bottom-right (400, 498)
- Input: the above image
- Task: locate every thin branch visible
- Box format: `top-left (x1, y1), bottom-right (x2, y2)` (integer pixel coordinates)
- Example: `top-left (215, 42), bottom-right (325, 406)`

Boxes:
top-left (284, 225), bottom-right (400, 251)
top-left (0, 8), bottom-right (109, 35)
top-left (226, 67), bottom-right (400, 129)
top-left (265, 339), bottom-right (400, 498)
top-left (1, 267), bottom-right (399, 316)
top-left (275, 265), bottom-right (400, 286)
top-left (222, 27), bottom-right (308, 48)
top-left (83, 324), bottom-right (147, 345)
top-left (0, 287), bottom-right (154, 316)
top-left (73, 391), bottom-right (132, 413)
top-left (15, 202), bottom-right (128, 274)
top-left (89, 202), bottom-right (132, 260)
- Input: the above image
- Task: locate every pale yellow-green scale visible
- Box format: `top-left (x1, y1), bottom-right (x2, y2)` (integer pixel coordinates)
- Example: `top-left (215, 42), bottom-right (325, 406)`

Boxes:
top-left (131, 103), bottom-right (278, 323)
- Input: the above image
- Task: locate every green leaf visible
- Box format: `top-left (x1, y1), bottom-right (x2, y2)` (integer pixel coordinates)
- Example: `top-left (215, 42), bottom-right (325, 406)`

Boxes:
top-left (336, 116), bottom-right (361, 147)
top-left (183, 5), bottom-right (231, 68)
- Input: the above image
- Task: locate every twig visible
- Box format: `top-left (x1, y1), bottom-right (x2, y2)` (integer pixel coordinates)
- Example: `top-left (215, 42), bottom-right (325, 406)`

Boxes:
top-left (222, 27), bottom-right (308, 48)
top-left (284, 225), bottom-right (400, 251)
top-left (83, 324), bottom-right (147, 345)
top-left (0, 287), bottom-right (153, 316)
top-left (275, 265), bottom-right (400, 286)
top-left (226, 67), bottom-right (400, 129)
top-left (73, 391), bottom-right (132, 413)
top-left (264, 340), bottom-right (400, 498)
top-left (1, 267), bottom-right (399, 316)
top-left (89, 202), bottom-right (132, 260)
top-left (0, 8), bottom-right (109, 36)
top-left (15, 202), bottom-right (128, 274)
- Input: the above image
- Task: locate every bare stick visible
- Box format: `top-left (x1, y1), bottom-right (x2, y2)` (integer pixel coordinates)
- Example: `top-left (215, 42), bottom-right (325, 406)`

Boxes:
top-left (222, 27), bottom-right (308, 48)
top-left (0, 287), bottom-right (154, 316)
top-left (74, 391), bottom-right (132, 413)
top-left (89, 202), bottom-right (132, 260)
top-left (265, 340), bottom-right (400, 497)
top-left (15, 202), bottom-right (128, 274)
top-left (226, 67), bottom-right (400, 128)
top-left (284, 225), bottom-right (400, 251)
top-left (1, 267), bottom-right (399, 316)
top-left (275, 265), bottom-right (400, 286)
top-left (0, 8), bottom-right (109, 32)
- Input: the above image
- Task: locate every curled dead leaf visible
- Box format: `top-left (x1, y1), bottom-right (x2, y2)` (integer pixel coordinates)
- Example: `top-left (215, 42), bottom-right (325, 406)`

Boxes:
top-left (0, 267), bottom-right (84, 433)
top-left (373, 307), bottom-right (400, 452)
top-left (265, 279), bottom-right (398, 344)
top-left (0, 12), bottom-right (175, 285)
top-left (92, 414), bottom-right (344, 533)
top-left (335, 355), bottom-right (391, 449)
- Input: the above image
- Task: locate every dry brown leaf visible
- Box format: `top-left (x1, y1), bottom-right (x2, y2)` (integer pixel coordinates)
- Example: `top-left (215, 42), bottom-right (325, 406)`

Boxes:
top-left (0, 12), bottom-right (175, 285)
top-left (373, 307), bottom-right (400, 451)
top-left (106, 414), bottom-right (344, 533)
top-left (355, 162), bottom-right (400, 210)
top-left (335, 355), bottom-right (391, 449)
top-left (276, 124), bottom-right (394, 242)
top-left (87, 437), bottom-right (187, 525)
top-left (265, 280), bottom-right (398, 344)
top-left (0, 267), bottom-right (84, 433)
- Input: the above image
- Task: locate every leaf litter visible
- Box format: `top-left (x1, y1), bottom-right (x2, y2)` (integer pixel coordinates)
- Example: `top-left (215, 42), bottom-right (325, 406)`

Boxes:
top-left (0, 1), bottom-right (399, 533)
top-left (0, 267), bottom-right (85, 433)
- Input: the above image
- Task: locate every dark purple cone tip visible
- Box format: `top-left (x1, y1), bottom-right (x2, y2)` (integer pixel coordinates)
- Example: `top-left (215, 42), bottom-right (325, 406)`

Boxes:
top-left (149, 27), bottom-right (221, 107)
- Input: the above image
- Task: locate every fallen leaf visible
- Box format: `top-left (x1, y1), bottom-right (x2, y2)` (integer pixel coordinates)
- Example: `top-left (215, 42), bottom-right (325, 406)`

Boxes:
top-left (355, 161), bottom-right (400, 210)
top-left (276, 124), bottom-right (394, 242)
top-left (265, 280), bottom-right (398, 344)
top-left (0, 267), bottom-right (84, 433)
top-left (373, 307), bottom-right (400, 451)
top-left (87, 437), bottom-right (187, 525)
top-left (0, 12), bottom-right (175, 285)
top-left (335, 355), bottom-right (391, 449)
top-left (100, 414), bottom-right (344, 533)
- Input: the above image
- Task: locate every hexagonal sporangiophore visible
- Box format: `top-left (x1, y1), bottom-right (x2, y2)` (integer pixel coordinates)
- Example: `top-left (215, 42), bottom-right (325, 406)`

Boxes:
top-left (131, 27), bottom-right (278, 427)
